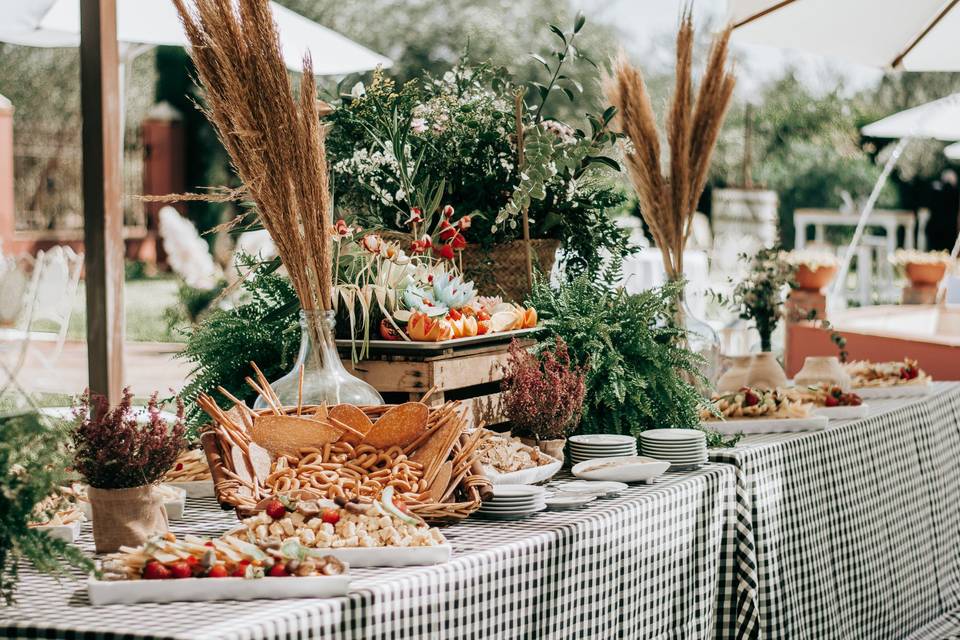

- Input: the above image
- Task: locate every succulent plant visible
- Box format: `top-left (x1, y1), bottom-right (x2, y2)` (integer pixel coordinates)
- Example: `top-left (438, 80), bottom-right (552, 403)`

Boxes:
top-left (401, 270), bottom-right (477, 317)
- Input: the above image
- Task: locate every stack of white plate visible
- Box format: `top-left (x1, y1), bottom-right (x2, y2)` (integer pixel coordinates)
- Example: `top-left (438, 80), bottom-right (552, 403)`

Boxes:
top-left (475, 485), bottom-right (546, 520)
top-left (639, 429), bottom-right (707, 470)
top-left (568, 434), bottom-right (638, 465)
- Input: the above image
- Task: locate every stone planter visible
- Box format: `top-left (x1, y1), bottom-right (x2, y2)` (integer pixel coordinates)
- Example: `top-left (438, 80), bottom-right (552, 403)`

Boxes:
top-left (793, 356), bottom-right (852, 391)
top-left (716, 355), bottom-right (753, 393)
top-left (744, 352), bottom-right (787, 390)
top-left (905, 262), bottom-right (947, 287)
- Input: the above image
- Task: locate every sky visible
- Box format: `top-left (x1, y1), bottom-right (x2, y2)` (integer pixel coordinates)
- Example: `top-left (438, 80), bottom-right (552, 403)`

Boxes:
top-left (572, 0), bottom-right (884, 99)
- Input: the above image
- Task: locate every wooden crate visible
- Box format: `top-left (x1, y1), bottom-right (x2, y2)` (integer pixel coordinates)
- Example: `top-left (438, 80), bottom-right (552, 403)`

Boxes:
top-left (340, 340), bottom-right (524, 429)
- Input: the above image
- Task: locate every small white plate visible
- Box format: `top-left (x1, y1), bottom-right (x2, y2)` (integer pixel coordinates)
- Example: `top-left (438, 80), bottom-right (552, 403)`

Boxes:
top-left (491, 485), bottom-right (547, 498)
top-left (320, 544), bottom-right (450, 567)
top-left (474, 506), bottom-right (547, 520)
top-left (557, 480), bottom-right (628, 497)
top-left (31, 519), bottom-right (82, 544)
top-left (478, 501), bottom-right (546, 512)
top-left (639, 429), bottom-right (706, 442)
top-left (165, 479), bottom-right (215, 499)
top-left (814, 403), bottom-right (870, 419)
top-left (568, 434), bottom-right (636, 446)
top-left (572, 456), bottom-right (670, 484)
top-left (483, 456), bottom-right (562, 486)
top-left (544, 494), bottom-right (596, 510)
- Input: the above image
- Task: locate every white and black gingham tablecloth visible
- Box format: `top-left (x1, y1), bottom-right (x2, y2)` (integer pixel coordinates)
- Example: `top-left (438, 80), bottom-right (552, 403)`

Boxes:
top-left (709, 381), bottom-right (960, 640)
top-left (1, 465), bottom-right (759, 640)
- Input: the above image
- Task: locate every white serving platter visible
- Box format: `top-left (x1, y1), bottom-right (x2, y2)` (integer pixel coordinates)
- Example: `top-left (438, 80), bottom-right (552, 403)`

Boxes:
top-left (702, 414), bottom-right (829, 435)
top-left (32, 519), bottom-right (82, 544)
top-left (568, 434), bottom-right (636, 446)
top-left (165, 479), bottom-right (215, 499)
top-left (572, 456), bottom-right (670, 484)
top-left (482, 456), bottom-right (562, 486)
top-left (335, 327), bottom-right (539, 353)
top-left (854, 383), bottom-right (931, 399)
top-left (87, 574), bottom-right (350, 605)
top-left (554, 480), bottom-right (628, 497)
top-left (813, 403), bottom-right (870, 419)
top-left (319, 544), bottom-right (450, 567)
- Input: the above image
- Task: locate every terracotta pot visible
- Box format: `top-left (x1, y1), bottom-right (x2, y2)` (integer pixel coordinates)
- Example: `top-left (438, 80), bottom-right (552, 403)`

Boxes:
top-left (905, 262), bottom-right (947, 286)
top-left (519, 436), bottom-right (566, 465)
top-left (88, 484), bottom-right (169, 553)
top-left (744, 352), bottom-right (787, 390)
top-left (795, 264), bottom-right (837, 292)
top-left (716, 355), bottom-right (753, 393)
top-left (460, 238), bottom-right (561, 303)
top-left (793, 356), bottom-right (852, 391)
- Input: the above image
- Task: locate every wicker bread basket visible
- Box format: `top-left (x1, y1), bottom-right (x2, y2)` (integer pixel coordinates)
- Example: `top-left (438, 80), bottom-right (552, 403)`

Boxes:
top-left (201, 402), bottom-right (493, 524)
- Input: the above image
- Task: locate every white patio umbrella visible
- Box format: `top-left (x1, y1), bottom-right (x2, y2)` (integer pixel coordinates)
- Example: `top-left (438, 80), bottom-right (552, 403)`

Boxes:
top-left (945, 142), bottom-right (960, 160)
top-left (0, 0), bottom-right (392, 76)
top-left (729, 0), bottom-right (960, 71)
top-left (861, 94), bottom-right (960, 141)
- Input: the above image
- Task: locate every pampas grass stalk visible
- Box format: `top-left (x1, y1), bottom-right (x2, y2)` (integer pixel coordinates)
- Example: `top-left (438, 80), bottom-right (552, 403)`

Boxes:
top-left (604, 12), bottom-right (735, 281)
top-left (171, 0), bottom-right (334, 328)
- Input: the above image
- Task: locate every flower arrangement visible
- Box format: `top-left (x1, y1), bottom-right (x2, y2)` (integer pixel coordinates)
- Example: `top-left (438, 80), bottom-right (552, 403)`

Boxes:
top-left (890, 249), bottom-right (955, 287)
top-left (326, 13), bottom-right (629, 280)
top-left (785, 249), bottom-right (840, 270)
top-left (500, 338), bottom-right (587, 441)
top-left (890, 249), bottom-right (954, 267)
top-left (714, 247), bottom-right (796, 352)
top-left (786, 249), bottom-right (840, 292)
top-left (0, 413), bottom-right (93, 604)
top-left (73, 389), bottom-right (186, 490)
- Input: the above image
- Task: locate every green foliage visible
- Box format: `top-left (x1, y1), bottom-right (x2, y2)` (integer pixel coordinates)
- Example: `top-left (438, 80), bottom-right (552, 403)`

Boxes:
top-left (177, 263), bottom-right (300, 436)
top-left (165, 280), bottom-right (228, 331)
top-left (527, 267), bottom-right (705, 437)
top-left (0, 412), bottom-right (93, 605)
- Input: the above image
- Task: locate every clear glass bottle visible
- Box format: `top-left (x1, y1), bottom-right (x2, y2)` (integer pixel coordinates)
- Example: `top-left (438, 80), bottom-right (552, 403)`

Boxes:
top-left (254, 310), bottom-right (383, 410)
top-left (673, 283), bottom-right (721, 395)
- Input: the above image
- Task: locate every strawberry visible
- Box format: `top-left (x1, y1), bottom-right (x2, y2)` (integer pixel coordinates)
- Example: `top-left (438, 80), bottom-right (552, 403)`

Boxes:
top-left (265, 499), bottom-right (287, 520)
top-left (824, 395), bottom-right (840, 407)
top-left (207, 564), bottom-right (229, 578)
top-left (231, 566), bottom-right (248, 578)
top-left (268, 563), bottom-right (289, 577)
top-left (169, 561), bottom-right (192, 579)
top-left (742, 390), bottom-right (760, 407)
top-left (321, 508), bottom-right (340, 525)
top-left (143, 561), bottom-right (171, 580)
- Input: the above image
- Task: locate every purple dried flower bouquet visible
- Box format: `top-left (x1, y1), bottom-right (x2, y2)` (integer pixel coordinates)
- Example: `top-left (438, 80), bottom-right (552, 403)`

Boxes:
top-left (72, 388), bottom-right (186, 490)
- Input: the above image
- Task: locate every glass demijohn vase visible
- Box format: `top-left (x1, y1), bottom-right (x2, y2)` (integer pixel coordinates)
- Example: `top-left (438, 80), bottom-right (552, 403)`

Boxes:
top-left (673, 283), bottom-right (721, 395)
top-left (254, 310), bottom-right (383, 410)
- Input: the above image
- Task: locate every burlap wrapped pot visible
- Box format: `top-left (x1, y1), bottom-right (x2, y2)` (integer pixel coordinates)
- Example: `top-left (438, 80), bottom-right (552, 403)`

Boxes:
top-left (87, 484), bottom-right (169, 553)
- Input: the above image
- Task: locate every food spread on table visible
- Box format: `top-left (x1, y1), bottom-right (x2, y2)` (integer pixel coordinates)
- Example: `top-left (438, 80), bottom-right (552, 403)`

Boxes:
top-left (98, 532), bottom-right (347, 581)
top-left (798, 384), bottom-right (863, 407)
top-left (163, 449), bottom-right (212, 483)
top-left (227, 490), bottom-right (446, 550)
top-left (477, 431), bottom-right (553, 474)
top-left (29, 491), bottom-right (85, 529)
top-left (843, 359), bottom-right (930, 387)
top-left (699, 387), bottom-right (813, 420)
top-left (198, 369), bottom-right (489, 521)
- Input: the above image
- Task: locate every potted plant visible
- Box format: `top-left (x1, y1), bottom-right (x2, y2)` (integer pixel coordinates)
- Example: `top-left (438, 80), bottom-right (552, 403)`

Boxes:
top-left (326, 13), bottom-right (629, 301)
top-left (891, 249), bottom-right (954, 287)
top-left (500, 338), bottom-right (586, 462)
top-left (1, 412), bottom-right (93, 604)
top-left (72, 389), bottom-right (186, 553)
top-left (714, 246), bottom-right (796, 388)
top-left (787, 249), bottom-right (840, 292)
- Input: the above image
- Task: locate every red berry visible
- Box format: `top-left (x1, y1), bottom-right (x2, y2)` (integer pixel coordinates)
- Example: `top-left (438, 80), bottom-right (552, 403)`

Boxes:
top-left (204, 541), bottom-right (214, 547)
top-left (207, 564), bottom-right (229, 578)
top-left (143, 561), bottom-right (171, 580)
top-left (824, 395), bottom-right (839, 407)
top-left (184, 555), bottom-right (198, 566)
top-left (169, 561), bottom-right (192, 579)
top-left (743, 391), bottom-right (759, 407)
top-left (321, 508), bottom-right (341, 525)
top-left (268, 563), bottom-right (288, 577)
top-left (231, 566), bottom-right (248, 578)
top-left (265, 499), bottom-right (287, 520)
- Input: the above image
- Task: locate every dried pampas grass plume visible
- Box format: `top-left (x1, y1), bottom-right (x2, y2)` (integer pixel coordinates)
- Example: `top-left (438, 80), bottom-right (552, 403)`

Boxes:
top-left (604, 12), bottom-right (735, 280)
top-left (171, 0), bottom-right (333, 318)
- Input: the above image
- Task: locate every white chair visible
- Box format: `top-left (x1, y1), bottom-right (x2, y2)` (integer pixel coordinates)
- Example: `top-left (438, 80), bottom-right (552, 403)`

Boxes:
top-left (0, 246), bottom-right (83, 406)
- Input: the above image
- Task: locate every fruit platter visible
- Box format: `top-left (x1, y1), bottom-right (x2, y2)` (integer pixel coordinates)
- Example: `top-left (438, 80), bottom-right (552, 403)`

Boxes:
top-left (843, 359), bottom-right (932, 398)
top-left (90, 532), bottom-right (349, 605)
top-left (799, 384), bottom-right (869, 419)
top-left (199, 364), bottom-right (493, 524)
top-left (700, 387), bottom-right (829, 434)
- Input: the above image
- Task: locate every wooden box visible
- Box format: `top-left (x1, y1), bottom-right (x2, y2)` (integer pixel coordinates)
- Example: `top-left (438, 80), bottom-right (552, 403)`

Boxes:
top-left (340, 341), bottom-right (524, 429)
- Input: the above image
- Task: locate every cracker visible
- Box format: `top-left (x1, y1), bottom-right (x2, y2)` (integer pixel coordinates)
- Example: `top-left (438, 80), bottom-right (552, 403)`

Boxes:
top-left (248, 442), bottom-right (273, 481)
top-left (251, 415), bottom-right (344, 457)
top-left (409, 418), bottom-right (460, 468)
top-left (362, 402), bottom-right (429, 450)
top-left (329, 404), bottom-right (374, 446)
top-left (427, 461), bottom-right (452, 503)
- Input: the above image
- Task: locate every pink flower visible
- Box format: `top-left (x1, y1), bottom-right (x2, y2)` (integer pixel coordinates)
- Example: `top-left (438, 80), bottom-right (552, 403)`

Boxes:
top-left (442, 204), bottom-right (455, 218)
top-left (438, 220), bottom-right (456, 241)
top-left (406, 208), bottom-right (423, 226)
top-left (333, 219), bottom-right (350, 237)
top-left (437, 244), bottom-right (455, 260)
top-left (451, 233), bottom-right (467, 250)
top-left (458, 215), bottom-right (471, 230)
top-left (361, 234), bottom-right (383, 254)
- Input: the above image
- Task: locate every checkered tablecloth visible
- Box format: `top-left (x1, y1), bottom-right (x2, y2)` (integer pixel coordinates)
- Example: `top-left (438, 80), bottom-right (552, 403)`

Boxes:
top-left (709, 382), bottom-right (960, 640)
top-left (1, 465), bottom-right (758, 640)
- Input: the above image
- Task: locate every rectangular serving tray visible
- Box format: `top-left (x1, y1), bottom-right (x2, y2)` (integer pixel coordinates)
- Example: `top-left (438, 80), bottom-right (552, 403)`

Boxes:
top-left (318, 544), bottom-right (451, 567)
top-left (87, 574), bottom-right (350, 605)
top-left (854, 383), bottom-right (932, 399)
top-left (335, 327), bottom-right (539, 354)
top-left (813, 403), bottom-right (870, 419)
top-left (703, 414), bottom-right (829, 435)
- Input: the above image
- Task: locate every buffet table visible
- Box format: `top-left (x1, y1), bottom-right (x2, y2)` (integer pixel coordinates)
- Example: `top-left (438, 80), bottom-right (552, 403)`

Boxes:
top-left (2, 466), bottom-right (758, 640)
top-left (709, 382), bottom-right (960, 640)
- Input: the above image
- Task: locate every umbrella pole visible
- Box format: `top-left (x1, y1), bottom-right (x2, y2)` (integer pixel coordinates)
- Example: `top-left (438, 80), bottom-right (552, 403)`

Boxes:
top-left (829, 137), bottom-right (910, 306)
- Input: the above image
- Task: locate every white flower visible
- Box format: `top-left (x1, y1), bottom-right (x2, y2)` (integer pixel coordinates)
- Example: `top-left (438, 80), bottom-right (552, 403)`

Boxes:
top-left (410, 118), bottom-right (428, 134)
top-left (158, 206), bottom-right (220, 290)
